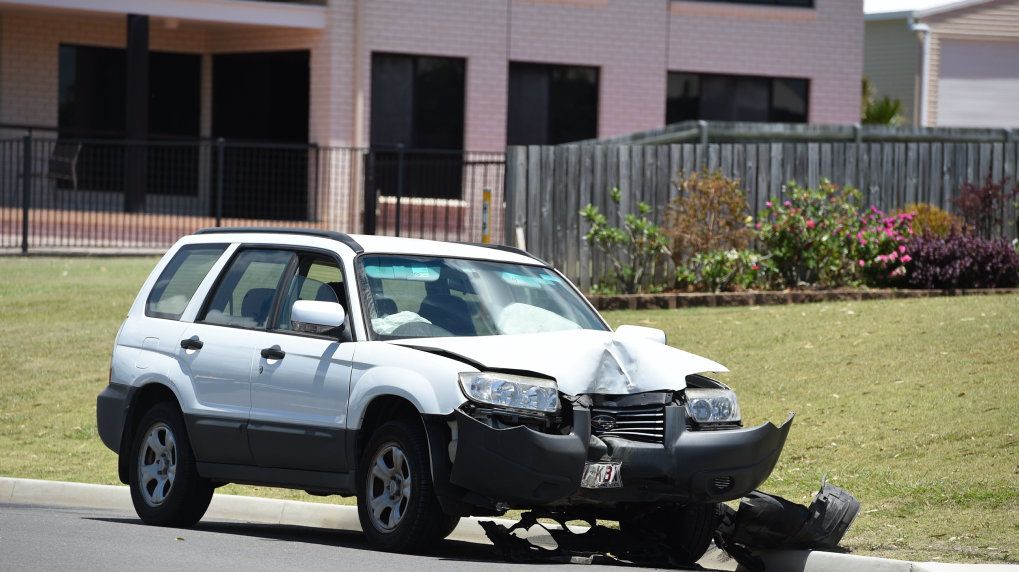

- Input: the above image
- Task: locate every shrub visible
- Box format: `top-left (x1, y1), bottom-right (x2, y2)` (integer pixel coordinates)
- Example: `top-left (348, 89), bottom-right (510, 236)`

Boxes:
top-left (953, 175), bottom-right (1019, 238)
top-left (902, 234), bottom-right (1019, 289)
top-left (675, 249), bottom-right (774, 293)
top-left (665, 169), bottom-right (752, 265)
top-left (898, 203), bottom-right (965, 237)
top-left (854, 207), bottom-right (914, 287)
top-left (581, 188), bottom-right (671, 294)
top-left (755, 180), bottom-right (863, 288)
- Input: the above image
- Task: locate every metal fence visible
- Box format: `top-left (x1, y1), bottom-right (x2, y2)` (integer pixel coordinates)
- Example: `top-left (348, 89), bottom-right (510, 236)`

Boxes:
top-left (505, 142), bottom-right (1019, 290)
top-left (0, 130), bottom-right (504, 252)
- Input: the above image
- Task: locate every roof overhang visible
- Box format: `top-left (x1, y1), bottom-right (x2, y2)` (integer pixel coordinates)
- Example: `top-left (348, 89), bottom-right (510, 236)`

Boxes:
top-left (0, 0), bottom-right (326, 29)
top-left (864, 0), bottom-right (998, 21)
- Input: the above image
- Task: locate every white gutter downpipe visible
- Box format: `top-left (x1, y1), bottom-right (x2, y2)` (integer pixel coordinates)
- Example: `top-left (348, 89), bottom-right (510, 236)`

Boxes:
top-left (910, 18), bottom-right (932, 127)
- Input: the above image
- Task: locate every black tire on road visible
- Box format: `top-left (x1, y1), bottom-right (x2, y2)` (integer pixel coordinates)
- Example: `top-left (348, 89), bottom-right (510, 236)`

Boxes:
top-left (128, 402), bottom-right (214, 527)
top-left (356, 419), bottom-right (460, 553)
top-left (621, 502), bottom-right (722, 563)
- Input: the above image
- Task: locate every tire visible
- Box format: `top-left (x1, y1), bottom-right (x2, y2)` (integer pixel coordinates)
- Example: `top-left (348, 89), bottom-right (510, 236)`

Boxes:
top-left (356, 419), bottom-right (460, 553)
top-left (128, 402), bottom-right (214, 527)
top-left (620, 503), bottom-right (722, 563)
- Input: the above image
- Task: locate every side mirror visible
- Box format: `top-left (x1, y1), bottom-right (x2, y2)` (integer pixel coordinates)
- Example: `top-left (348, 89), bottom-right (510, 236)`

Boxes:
top-left (615, 325), bottom-right (667, 345)
top-left (291, 300), bottom-right (346, 336)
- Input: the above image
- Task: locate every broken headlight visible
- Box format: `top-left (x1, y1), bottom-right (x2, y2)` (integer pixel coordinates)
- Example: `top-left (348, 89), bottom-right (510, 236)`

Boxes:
top-left (684, 388), bottom-right (741, 424)
top-left (459, 372), bottom-right (560, 413)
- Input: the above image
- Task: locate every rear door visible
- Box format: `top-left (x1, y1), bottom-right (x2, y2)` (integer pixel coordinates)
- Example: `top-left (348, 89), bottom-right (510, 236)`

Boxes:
top-left (180, 248), bottom-right (296, 465)
top-left (247, 252), bottom-right (355, 472)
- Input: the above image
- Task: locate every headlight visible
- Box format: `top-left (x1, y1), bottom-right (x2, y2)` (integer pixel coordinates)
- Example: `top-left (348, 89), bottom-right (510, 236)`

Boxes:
top-left (458, 372), bottom-right (560, 413)
top-left (685, 388), bottom-right (741, 424)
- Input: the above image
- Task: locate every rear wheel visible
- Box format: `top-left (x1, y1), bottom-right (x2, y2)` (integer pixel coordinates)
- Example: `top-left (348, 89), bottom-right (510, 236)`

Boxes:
top-left (128, 402), bottom-right (213, 527)
top-left (620, 503), bottom-right (721, 563)
top-left (356, 419), bottom-right (460, 553)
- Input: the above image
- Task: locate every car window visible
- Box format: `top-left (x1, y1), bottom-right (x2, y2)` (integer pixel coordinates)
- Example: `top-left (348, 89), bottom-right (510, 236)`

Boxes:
top-left (201, 249), bottom-right (295, 329)
top-left (360, 255), bottom-right (607, 340)
top-left (145, 244), bottom-right (227, 320)
top-left (277, 255), bottom-right (345, 333)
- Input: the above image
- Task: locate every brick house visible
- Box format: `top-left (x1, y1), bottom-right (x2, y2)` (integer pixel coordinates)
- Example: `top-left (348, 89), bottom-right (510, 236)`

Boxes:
top-left (0, 0), bottom-right (863, 236)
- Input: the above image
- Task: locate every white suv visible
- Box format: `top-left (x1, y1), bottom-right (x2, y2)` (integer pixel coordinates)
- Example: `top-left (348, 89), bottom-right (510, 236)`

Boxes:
top-left (97, 228), bottom-right (792, 559)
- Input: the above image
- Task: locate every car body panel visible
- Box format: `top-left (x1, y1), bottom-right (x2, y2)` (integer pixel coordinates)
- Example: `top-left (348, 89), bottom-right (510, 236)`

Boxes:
top-left (392, 329), bottom-right (728, 396)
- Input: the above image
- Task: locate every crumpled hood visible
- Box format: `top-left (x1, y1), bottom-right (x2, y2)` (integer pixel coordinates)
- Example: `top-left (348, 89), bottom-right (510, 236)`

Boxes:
top-left (390, 329), bottom-right (728, 396)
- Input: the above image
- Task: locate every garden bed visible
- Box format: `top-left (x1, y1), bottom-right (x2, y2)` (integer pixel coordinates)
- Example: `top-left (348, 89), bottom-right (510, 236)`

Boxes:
top-left (588, 287), bottom-right (1019, 311)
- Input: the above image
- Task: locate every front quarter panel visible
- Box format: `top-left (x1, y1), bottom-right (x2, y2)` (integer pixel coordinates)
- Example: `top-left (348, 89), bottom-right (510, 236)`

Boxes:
top-left (347, 342), bottom-right (472, 429)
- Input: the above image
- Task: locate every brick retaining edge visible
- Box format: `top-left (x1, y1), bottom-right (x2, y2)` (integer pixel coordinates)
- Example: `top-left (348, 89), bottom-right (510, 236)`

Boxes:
top-left (587, 288), bottom-right (1019, 311)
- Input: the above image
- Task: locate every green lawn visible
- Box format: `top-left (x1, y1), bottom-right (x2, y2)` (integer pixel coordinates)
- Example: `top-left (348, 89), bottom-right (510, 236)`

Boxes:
top-left (1, 256), bottom-right (1016, 564)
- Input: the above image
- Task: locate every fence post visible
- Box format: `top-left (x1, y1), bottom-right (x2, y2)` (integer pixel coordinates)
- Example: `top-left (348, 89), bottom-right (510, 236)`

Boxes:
top-left (21, 133), bottom-right (31, 255)
top-left (363, 150), bottom-right (377, 235)
top-left (698, 120), bottom-right (709, 160)
top-left (215, 138), bottom-right (224, 227)
top-left (395, 143), bottom-right (404, 237)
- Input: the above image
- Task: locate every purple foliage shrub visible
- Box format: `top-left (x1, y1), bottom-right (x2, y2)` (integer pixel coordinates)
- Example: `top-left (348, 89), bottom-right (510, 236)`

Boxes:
top-left (902, 234), bottom-right (1019, 289)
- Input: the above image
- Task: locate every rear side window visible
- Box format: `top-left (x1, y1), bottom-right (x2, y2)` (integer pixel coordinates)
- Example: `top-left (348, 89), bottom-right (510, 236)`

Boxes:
top-left (146, 245), bottom-right (227, 320)
top-left (201, 249), bottom-right (296, 329)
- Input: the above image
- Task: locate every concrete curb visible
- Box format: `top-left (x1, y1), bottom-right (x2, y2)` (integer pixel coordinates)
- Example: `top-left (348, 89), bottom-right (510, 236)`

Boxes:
top-left (3, 477), bottom-right (1015, 571)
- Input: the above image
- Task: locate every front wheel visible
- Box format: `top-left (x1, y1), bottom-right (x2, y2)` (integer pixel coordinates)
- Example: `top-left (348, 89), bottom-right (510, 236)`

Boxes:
top-left (356, 419), bottom-right (459, 553)
top-left (128, 402), bottom-right (213, 527)
top-left (620, 503), bottom-right (722, 563)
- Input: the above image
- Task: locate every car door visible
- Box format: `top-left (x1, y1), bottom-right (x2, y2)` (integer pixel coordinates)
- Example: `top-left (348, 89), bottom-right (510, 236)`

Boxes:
top-left (246, 251), bottom-right (356, 473)
top-left (179, 247), bottom-right (297, 466)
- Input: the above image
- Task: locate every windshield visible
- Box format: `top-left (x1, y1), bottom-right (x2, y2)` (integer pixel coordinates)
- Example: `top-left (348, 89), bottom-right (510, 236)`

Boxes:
top-left (358, 255), bottom-right (607, 339)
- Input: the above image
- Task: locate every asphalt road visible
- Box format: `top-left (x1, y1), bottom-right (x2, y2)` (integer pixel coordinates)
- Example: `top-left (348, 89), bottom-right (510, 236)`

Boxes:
top-left (0, 502), bottom-right (727, 571)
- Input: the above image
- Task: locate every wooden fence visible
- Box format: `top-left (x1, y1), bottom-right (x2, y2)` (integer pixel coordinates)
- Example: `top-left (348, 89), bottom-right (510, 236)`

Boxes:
top-left (503, 142), bottom-right (1019, 291)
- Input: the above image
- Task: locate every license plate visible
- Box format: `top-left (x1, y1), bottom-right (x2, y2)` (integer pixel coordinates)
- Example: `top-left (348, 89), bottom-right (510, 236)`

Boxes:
top-left (580, 462), bottom-right (622, 489)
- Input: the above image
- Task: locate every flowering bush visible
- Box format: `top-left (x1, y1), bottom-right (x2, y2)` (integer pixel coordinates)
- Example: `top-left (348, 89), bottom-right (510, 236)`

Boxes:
top-left (755, 181), bottom-right (863, 288)
top-left (675, 249), bottom-right (774, 292)
top-left (902, 234), bottom-right (1019, 289)
top-left (898, 202), bottom-right (965, 237)
top-left (854, 207), bottom-right (914, 286)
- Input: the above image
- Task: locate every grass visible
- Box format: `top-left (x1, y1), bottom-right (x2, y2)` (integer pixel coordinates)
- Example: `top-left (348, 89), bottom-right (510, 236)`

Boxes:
top-left (1, 256), bottom-right (1017, 563)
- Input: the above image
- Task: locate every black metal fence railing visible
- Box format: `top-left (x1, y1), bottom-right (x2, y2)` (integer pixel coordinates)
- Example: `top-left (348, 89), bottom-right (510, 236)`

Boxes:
top-left (0, 130), bottom-right (505, 253)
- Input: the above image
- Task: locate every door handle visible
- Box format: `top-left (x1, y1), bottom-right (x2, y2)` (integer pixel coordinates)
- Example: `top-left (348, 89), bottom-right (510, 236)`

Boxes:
top-left (180, 338), bottom-right (203, 350)
top-left (260, 346), bottom-right (286, 360)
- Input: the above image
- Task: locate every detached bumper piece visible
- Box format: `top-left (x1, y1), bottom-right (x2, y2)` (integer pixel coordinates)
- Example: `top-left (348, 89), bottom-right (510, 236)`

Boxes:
top-left (96, 383), bottom-right (134, 453)
top-left (449, 403), bottom-right (793, 506)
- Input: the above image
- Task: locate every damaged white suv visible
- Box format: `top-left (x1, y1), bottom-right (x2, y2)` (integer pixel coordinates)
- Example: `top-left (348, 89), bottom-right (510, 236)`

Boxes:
top-left (97, 228), bottom-right (792, 560)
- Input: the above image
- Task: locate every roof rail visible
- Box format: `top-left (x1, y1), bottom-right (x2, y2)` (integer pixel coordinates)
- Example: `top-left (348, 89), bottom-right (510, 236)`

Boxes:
top-left (463, 242), bottom-right (549, 266)
top-left (193, 227), bottom-right (364, 254)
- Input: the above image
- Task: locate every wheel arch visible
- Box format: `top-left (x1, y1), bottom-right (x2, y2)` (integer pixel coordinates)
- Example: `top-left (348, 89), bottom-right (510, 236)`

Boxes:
top-left (118, 382), bottom-right (186, 484)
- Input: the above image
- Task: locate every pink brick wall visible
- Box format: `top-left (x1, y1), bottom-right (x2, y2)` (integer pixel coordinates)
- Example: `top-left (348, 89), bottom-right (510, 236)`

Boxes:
top-left (668, 0), bottom-right (863, 124)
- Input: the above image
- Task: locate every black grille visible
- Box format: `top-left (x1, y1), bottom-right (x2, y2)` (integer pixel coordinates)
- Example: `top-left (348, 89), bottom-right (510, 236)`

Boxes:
top-left (590, 405), bottom-right (666, 444)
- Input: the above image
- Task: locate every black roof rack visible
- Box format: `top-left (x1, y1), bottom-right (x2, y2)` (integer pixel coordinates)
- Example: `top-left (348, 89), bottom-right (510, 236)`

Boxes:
top-left (463, 242), bottom-right (549, 266)
top-left (193, 227), bottom-right (364, 254)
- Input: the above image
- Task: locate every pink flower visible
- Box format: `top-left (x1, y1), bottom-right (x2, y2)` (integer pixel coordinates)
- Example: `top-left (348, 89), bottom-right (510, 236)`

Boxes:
top-left (858, 259), bottom-right (865, 267)
top-left (889, 251), bottom-right (898, 260)
top-left (751, 264), bottom-right (760, 271)
top-left (765, 201), bottom-right (773, 208)
top-left (755, 223), bottom-right (761, 230)
top-left (783, 200), bottom-right (791, 207)
top-left (898, 245), bottom-right (906, 254)
top-left (877, 254), bottom-right (887, 263)
top-left (806, 219), bottom-right (816, 229)
top-left (860, 239), bottom-right (868, 246)
top-left (901, 254), bottom-right (912, 263)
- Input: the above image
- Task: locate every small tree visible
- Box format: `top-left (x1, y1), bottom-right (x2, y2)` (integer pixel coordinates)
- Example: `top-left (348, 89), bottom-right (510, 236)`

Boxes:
top-left (665, 169), bottom-right (752, 266)
top-left (581, 188), bottom-right (670, 294)
top-left (953, 175), bottom-right (1019, 239)
top-left (861, 77), bottom-right (904, 126)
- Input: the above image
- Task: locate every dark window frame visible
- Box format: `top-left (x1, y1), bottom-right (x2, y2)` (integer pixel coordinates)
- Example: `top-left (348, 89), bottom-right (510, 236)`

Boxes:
top-left (666, 71), bottom-right (810, 124)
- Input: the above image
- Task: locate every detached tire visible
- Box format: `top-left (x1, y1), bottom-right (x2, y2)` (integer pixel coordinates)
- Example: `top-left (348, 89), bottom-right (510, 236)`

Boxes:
top-left (356, 419), bottom-right (460, 553)
top-left (621, 503), bottom-right (722, 563)
top-left (128, 402), bottom-right (213, 527)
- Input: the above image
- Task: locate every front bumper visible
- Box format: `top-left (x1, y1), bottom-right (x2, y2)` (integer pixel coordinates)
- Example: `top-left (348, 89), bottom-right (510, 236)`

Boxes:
top-left (449, 405), bottom-right (792, 507)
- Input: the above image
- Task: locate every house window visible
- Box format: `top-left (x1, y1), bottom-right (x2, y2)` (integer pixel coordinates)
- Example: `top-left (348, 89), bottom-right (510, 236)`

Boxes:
top-left (370, 53), bottom-right (465, 151)
top-left (507, 62), bottom-right (599, 145)
top-left (666, 72), bottom-right (808, 124)
top-left (369, 53), bottom-right (466, 200)
top-left (679, 0), bottom-right (814, 7)
top-left (58, 44), bottom-right (200, 138)
top-left (57, 44), bottom-right (201, 196)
